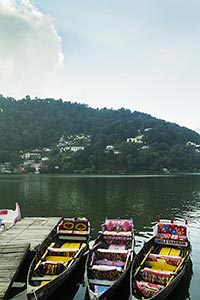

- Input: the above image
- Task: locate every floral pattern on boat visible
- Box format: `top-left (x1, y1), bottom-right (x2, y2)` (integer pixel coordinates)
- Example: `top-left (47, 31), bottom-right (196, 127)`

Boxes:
top-left (140, 267), bottom-right (172, 285)
top-left (96, 248), bottom-right (128, 262)
top-left (148, 253), bottom-right (181, 267)
top-left (90, 265), bottom-right (122, 280)
top-left (156, 222), bottom-right (188, 242)
top-left (135, 280), bottom-right (163, 298)
top-left (38, 261), bottom-right (65, 275)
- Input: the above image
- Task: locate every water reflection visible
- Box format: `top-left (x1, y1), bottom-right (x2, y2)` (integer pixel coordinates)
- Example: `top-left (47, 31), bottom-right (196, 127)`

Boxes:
top-left (0, 174), bottom-right (199, 299)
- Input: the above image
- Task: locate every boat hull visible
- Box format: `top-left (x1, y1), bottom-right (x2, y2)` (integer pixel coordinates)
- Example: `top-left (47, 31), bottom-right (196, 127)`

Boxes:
top-left (130, 236), bottom-right (191, 300)
top-left (86, 218), bottom-right (135, 300)
top-left (27, 253), bottom-right (87, 300)
top-left (0, 202), bottom-right (21, 231)
top-left (27, 217), bottom-right (90, 300)
top-left (86, 260), bottom-right (132, 300)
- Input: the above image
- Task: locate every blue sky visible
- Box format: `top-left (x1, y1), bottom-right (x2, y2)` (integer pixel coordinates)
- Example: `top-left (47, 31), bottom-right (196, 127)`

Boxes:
top-left (0, 0), bottom-right (200, 130)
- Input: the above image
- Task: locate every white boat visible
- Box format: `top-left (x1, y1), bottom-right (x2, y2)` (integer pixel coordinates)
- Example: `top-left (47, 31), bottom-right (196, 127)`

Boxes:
top-left (0, 202), bottom-right (21, 231)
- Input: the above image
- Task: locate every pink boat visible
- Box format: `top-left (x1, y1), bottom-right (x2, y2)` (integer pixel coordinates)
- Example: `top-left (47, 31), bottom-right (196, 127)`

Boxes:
top-left (0, 202), bottom-right (21, 231)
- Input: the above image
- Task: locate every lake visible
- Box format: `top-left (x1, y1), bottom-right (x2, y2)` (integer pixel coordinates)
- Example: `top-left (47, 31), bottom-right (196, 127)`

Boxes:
top-left (0, 174), bottom-right (199, 300)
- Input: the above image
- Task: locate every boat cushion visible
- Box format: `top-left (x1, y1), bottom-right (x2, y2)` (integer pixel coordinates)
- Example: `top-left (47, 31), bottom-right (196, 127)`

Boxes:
top-left (57, 218), bottom-right (89, 236)
top-left (104, 220), bottom-right (116, 231)
top-left (156, 233), bottom-right (187, 241)
top-left (38, 261), bottom-right (65, 275)
top-left (103, 219), bottom-right (133, 232)
top-left (158, 223), bottom-right (171, 233)
top-left (0, 210), bottom-right (8, 215)
top-left (96, 249), bottom-right (128, 262)
top-left (148, 253), bottom-right (181, 266)
top-left (157, 223), bottom-right (187, 242)
top-left (120, 220), bottom-right (132, 231)
top-left (141, 267), bottom-right (172, 285)
top-left (90, 265), bottom-right (122, 280)
top-left (95, 260), bottom-right (125, 267)
top-left (135, 280), bottom-right (163, 298)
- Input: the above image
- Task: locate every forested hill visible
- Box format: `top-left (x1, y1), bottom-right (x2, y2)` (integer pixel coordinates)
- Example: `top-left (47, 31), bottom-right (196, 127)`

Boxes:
top-left (0, 95), bottom-right (200, 173)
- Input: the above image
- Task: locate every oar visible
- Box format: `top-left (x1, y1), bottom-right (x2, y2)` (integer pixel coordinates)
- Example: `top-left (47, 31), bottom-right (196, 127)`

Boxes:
top-left (34, 242), bottom-right (55, 271)
top-left (83, 241), bottom-right (102, 257)
top-left (67, 247), bottom-right (85, 267)
top-left (167, 250), bottom-right (189, 285)
top-left (134, 246), bottom-right (154, 276)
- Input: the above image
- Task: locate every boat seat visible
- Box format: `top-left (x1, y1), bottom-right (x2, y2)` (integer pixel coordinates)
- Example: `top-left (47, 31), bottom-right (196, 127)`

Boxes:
top-left (140, 267), bottom-right (173, 285)
top-left (58, 229), bottom-right (89, 235)
top-left (103, 231), bottom-right (132, 242)
top-left (159, 247), bottom-right (181, 257)
top-left (170, 248), bottom-right (181, 256)
top-left (46, 243), bottom-right (80, 260)
top-left (96, 248), bottom-right (128, 262)
top-left (31, 276), bottom-right (57, 281)
top-left (45, 256), bottom-right (72, 263)
top-left (95, 259), bottom-right (125, 267)
top-left (38, 261), bottom-right (65, 275)
top-left (92, 265), bottom-right (121, 271)
top-left (156, 233), bottom-right (187, 241)
top-left (89, 279), bottom-right (114, 286)
top-left (57, 218), bottom-right (90, 238)
top-left (97, 248), bottom-right (128, 254)
top-left (102, 219), bottom-right (133, 241)
top-left (156, 223), bottom-right (188, 244)
top-left (148, 253), bottom-right (181, 265)
top-left (135, 280), bottom-right (163, 298)
top-left (90, 265), bottom-right (122, 281)
top-left (146, 254), bottom-right (181, 272)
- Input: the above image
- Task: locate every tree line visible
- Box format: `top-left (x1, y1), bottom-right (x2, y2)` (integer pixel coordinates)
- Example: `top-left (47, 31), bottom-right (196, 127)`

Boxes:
top-left (0, 95), bottom-right (200, 173)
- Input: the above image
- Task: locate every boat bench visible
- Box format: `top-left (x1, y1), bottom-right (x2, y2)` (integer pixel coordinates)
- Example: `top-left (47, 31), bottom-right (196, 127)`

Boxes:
top-left (156, 223), bottom-right (188, 245)
top-left (90, 264), bottom-right (122, 281)
top-left (147, 253), bottom-right (181, 267)
top-left (94, 259), bottom-right (125, 267)
top-left (38, 261), bottom-right (66, 276)
top-left (103, 231), bottom-right (133, 241)
top-left (135, 280), bottom-right (163, 298)
top-left (140, 267), bottom-right (172, 285)
top-left (31, 276), bottom-right (57, 281)
top-left (47, 246), bottom-right (79, 257)
top-left (89, 278), bottom-right (114, 286)
top-left (57, 218), bottom-right (90, 240)
top-left (96, 248), bottom-right (128, 262)
top-left (102, 219), bottom-right (133, 241)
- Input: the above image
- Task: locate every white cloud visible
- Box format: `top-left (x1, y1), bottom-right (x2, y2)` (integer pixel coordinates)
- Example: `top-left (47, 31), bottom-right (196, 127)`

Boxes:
top-left (0, 0), bottom-right (64, 98)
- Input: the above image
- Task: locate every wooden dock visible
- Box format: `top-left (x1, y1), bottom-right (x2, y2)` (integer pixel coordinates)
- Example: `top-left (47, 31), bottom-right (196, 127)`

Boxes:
top-left (0, 217), bottom-right (60, 300)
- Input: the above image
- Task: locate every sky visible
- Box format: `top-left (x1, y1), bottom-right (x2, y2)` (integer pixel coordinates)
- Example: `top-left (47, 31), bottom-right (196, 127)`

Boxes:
top-left (0, 0), bottom-right (200, 131)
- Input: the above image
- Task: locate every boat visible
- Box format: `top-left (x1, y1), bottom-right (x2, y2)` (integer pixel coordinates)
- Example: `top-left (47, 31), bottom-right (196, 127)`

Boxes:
top-left (86, 217), bottom-right (135, 300)
top-left (130, 218), bottom-right (191, 299)
top-left (27, 216), bottom-right (91, 300)
top-left (0, 202), bottom-right (21, 231)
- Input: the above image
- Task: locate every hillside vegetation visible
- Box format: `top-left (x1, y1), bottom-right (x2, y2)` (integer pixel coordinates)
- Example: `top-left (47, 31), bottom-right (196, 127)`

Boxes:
top-left (0, 95), bottom-right (200, 173)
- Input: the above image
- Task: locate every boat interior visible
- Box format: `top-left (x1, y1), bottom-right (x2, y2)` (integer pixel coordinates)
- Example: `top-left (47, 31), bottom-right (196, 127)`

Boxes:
top-left (88, 235), bottom-right (133, 295)
top-left (30, 239), bottom-right (87, 287)
top-left (29, 218), bottom-right (90, 288)
top-left (133, 221), bottom-right (190, 299)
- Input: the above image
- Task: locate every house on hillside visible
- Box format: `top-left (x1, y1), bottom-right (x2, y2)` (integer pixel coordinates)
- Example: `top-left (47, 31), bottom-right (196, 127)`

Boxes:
top-left (127, 135), bottom-right (144, 144)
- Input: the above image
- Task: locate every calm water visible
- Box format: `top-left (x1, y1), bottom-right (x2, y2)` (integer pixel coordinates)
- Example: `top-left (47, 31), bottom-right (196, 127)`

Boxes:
top-left (0, 174), bottom-right (199, 300)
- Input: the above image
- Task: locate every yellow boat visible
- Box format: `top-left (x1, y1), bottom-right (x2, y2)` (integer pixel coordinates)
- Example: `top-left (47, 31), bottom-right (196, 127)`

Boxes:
top-left (131, 219), bottom-right (191, 299)
top-left (27, 217), bottom-right (90, 300)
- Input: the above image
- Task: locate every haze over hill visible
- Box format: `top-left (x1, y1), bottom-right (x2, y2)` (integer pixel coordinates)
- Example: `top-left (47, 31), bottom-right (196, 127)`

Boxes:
top-left (195, 128), bottom-right (200, 134)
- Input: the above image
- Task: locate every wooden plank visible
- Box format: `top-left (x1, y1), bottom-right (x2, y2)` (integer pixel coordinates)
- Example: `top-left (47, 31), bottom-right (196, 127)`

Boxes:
top-left (0, 243), bottom-right (29, 300)
top-left (0, 217), bottom-right (60, 300)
